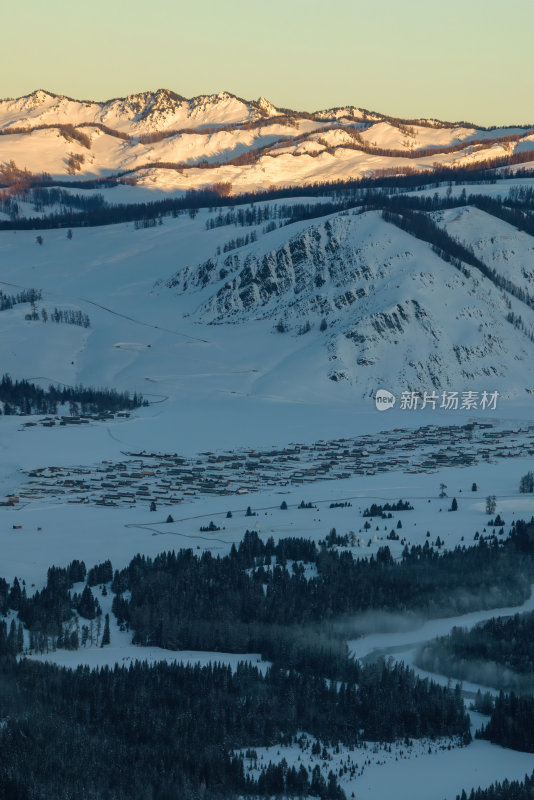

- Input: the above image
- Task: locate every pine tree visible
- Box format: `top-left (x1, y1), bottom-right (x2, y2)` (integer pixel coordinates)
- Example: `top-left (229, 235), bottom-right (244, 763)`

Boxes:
top-left (78, 586), bottom-right (97, 619)
top-left (519, 471), bottom-right (534, 493)
top-left (9, 577), bottom-right (22, 609)
top-left (101, 613), bottom-right (110, 646)
top-left (17, 622), bottom-right (24, 653)
top-left (81, 625), bottom-right (89, 647)
top-left (7, 619), bottom-right (17, 655)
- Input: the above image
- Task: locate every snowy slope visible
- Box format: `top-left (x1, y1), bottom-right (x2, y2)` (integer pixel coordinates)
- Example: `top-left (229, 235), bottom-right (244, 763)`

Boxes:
top-left (160, 208), bottom-right (534, 398)
top-left (2, 91), bottom-right (534, 800)
top-left (0, 89), bottom-right (269, 133)
top-left (0, 89), bottom-right (532, 192)
top-left (433, 205), bottom-right (534, 300)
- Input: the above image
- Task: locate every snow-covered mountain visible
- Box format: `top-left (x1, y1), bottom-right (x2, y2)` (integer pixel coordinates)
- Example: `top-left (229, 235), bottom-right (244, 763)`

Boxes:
top-left (0, 89), bottom-right (272, 133)
top-left (0, 90), bottom-right (533, 405)
top-left (0, 89), bottom-right (532, 193)
top-left (1, 196), bottom-right (533, 405)
top-left (3, 89), bottom-right (534, 800)
top-left (159, 207), bottom-right (534, 397)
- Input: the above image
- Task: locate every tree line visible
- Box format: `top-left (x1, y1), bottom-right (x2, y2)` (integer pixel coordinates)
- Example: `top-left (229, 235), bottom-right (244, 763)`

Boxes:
top-left (0, 651), bottom-right (470, 799)
top-left (3, 163), bottom-right (534, 230)
top-left (362, 500), bottom-right (414, 517)
top-left (25, 307), bottom-right (91, 327)
top-left (381, 207), bottom-right (534, 313)
top-left (0, 657), bottom-right (349, 800)
top-left (9, 520), bottom-right (534, 796)
top-left (0, 373), bottom-right (145, 415)
top-left (8, 523), bottom-right (534, 669)
top-left (455, 771), bottom-right (534, 800)
top-left (0, 287), bottom-right (41, 311)
top-left (110, 523), bottom-right (534, 659)
top-left (416, 610), bottom-right (534, 693)
top-left (477, 691), bottom-right (534, 752)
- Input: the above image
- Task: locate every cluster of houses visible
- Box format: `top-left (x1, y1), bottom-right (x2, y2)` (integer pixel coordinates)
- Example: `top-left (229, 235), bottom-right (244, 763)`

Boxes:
top-left (7, 421), bottom-right (534, 510)
top-left (21, 412), bottom-right (130, 429)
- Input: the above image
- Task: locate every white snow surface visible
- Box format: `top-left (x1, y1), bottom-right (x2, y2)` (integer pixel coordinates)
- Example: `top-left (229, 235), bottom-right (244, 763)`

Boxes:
top-left (0, 89), bottom-right (532, 191)
top-left (1, 205), bottom-right (534, 407)
top-left (0, 118), bottom-right (534, 797)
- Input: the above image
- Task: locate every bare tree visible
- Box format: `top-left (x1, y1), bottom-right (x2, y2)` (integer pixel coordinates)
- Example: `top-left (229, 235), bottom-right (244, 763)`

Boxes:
top-left (485, 495), bottom-right (497, 515)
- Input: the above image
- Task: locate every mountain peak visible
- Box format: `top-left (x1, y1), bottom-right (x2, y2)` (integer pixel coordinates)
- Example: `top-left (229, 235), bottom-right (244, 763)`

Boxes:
top-left (24, 89), bottom-right (58, 106)
top-left (256, 96), bottom-right (278, 116)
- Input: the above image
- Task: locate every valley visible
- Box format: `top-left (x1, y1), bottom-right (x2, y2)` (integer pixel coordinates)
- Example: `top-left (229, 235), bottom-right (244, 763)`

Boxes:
top-left (1, 87), bottom-right (534, 800)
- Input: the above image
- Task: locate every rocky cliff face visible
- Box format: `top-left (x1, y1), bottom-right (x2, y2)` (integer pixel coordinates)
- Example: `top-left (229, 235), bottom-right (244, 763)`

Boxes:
top-left (161, 208), bottom-right (534, 395)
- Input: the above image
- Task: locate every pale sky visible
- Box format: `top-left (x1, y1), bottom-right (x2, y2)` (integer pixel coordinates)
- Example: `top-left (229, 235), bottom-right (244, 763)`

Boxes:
top-left (2, 0), bottom-right (533, 126)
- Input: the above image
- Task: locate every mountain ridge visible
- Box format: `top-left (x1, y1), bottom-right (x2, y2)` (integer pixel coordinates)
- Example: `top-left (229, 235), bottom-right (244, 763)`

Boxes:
top-left (0, 89), bottom-right (533, 196)
top-left (2, 88), bottom-right (532, 131)
top-left (154, 206), bottom-right (534, 397)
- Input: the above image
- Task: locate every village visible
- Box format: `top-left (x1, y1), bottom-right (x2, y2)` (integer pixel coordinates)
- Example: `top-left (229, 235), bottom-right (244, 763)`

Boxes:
top-left (4, 420), bottom-right (534, 511)
top-left (20, 411), bottom-right (131, 429)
